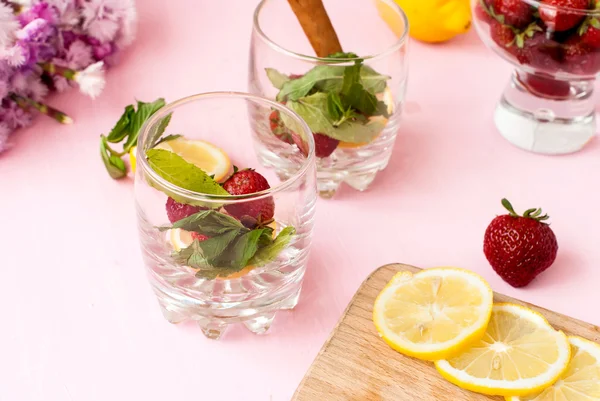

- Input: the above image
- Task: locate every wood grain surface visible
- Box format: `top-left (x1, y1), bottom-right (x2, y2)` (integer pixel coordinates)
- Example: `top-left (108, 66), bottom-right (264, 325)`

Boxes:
top-left (293, 264), bottom-right (600, 401)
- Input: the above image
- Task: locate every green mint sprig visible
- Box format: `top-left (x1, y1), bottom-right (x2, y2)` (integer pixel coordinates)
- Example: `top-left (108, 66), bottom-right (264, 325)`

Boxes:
top-left (100, 98), bottom-right (169, 179)
top-left (159, 210), bottom-right (296, 279)
top-left (266, 51), bottom-right (391, 145)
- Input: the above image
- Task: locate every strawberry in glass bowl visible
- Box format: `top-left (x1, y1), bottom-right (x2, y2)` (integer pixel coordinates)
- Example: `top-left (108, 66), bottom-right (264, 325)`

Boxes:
top-left (472, 0), bottom-right (600, 154)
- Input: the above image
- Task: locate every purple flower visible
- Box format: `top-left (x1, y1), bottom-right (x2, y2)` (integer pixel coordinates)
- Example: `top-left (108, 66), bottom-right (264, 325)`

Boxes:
top-left (11, 71), bottom-right (48, 101)
top-left (81, 0), bottom-right (136, 43)
top-left (63, 39), bottom-right (93, 69)
top-left (18, 3), bottom-right (59, 26)
top-left (0, 101), bottom-right (34, 130)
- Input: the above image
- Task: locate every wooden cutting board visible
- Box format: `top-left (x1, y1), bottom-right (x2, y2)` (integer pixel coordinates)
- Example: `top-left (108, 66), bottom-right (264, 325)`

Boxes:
top-left (293, 263), bottom-right (600, 401)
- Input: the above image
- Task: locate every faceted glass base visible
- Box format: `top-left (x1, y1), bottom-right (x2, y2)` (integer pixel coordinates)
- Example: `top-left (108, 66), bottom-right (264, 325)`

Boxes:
top-left (494, 71), bottom-right (597, 155)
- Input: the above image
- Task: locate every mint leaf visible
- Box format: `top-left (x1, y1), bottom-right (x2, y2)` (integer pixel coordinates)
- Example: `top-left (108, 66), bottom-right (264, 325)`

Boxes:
top-left (276, 66), bottom-right (343, 101)
top-left (106, 105), bottom-right (134, 143)
top-left (215, 229), bottom-right (265, 270)
top-left (147, 113), bottom-right (173, 148)
top-left (249, 226), bottom-right (295, 266)
top-left (284, 93), bottom-right (334, 135)
top-left (163, 210), bottom-right (245, 235)
top-left (284, 93), bottom-right (386, 144)
top-left (327, 52), bottom-right (359, 59)
top-left (196, 230), bottom-right (241, 264)
top-left (343, 82), bottom-right (378, 115)
top-left (100, 135), bottom-right (126, 179)
top-left (146, 148), bottom-right (229, 195)
top-left (341, 61), bottom-right (361, 95)
top-left (153, 133), bottom-right (181, 148)
top-left (315, 65), bottom-right (390, 95)
top-left (124, 98), bottom-right (166, 151)
top-left (173, 239), bottom-right (208, 269)
top-left (266, 68), bottom-right (290, 90)
top-left (326, 92), bottom-right (344, 121)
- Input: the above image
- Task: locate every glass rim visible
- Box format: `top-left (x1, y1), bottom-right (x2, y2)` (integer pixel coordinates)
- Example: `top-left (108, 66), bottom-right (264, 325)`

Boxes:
top-left (252, 0), bottom-right (409, 63)
top-left (137, 91), bottom-right (316, 203)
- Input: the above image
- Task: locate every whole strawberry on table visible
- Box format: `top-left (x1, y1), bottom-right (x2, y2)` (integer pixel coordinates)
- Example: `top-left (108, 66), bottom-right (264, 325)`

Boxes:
top-left (484, 198), bottom-right (558, 287)
top-left (475, 0), bottom-right (600, 94)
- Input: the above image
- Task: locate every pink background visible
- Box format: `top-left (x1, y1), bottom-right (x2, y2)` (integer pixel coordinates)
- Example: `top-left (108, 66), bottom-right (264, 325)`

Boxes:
top-left (1, 1), bottom-right (600, 400)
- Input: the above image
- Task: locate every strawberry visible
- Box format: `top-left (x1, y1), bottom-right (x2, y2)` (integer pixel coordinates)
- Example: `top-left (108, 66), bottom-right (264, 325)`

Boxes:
top-left (483, 199), bottom-right (558, 288)
top-left (539, 0), bottom-right (589, 32)
top-left (514, 32), bottom-right (563, 72)
top-left (313, 133), bottom-right (339, 158)
top-left (475, 2), bottom-right (494, 24)
top-left (563, 38), bottom-right (600, 74)
top-left (222, 169), bottom-right (275, 225)
top-left (490, 0), bottom-right (535, 28)
top-left (490, 20), bottom-right (516, 48)
top-left (191, 232), bottom-right (209, 241)
top-left (581, 25), bottom-right (600, 47)
top-left (520, 73), bottom-right (571, 98)
top-left (166, 197), bottom-right (204, 223)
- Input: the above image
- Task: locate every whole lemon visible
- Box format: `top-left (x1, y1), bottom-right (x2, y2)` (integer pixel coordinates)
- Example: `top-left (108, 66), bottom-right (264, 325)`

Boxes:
top-left (377, 0), bottom-right (472, 43)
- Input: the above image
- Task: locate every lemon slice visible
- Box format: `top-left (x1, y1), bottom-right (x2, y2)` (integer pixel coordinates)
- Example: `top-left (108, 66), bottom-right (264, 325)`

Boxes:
top-left (373, 267), bottom-right (494, 361)
top-left (338, 87), bottom-right (394, 149)
top-left (155, 137), bottom-right (232, 182)
top-left (129, 145), bottom-right (137, 173)
top-left (506, 336), bottom-right (600, 401)
top-left (435, 303), bottom-right (571, 397)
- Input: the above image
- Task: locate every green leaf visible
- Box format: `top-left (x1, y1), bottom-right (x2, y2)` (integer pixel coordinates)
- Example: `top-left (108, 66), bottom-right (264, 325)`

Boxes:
top-left (124, 98), bottom-right (166, 151)
top-left (106, 105), bottom-right (134, 143)
top-left (341, 61), bottom-right (362, 95)
top-left (326, 92), bottom-right (344, 121)
top-left (153, 133), bottom-right (181, 148)
top-left (163, 210), bottom-right (245, 235)
top-left (100, 135), bottom-right (127, 179)
top-left (172, 239), bottom-right (209, 269)
top-left (249, 226), bottom-right (295, 266)
top-left (284, 93), bottom-right (334, 135)
top-left (591, 18), bottom-right (600, 29)
top-left (327, 52), bottom-right (359, 59)
top-left (316, 65), bottom-right (390, 95)
top-left (147, 113), bottom-right (173, 148)
top-left (146, 148), bottom-right (230, 195)
top-left (330, 116), bottom-right (387, 143)
top-left (215, 229), bottom-right (265, 270)
top-left (276, 66), bottom-right (341, 101)
top-left (265, 68), bottom-right (290, 90)
top-left (196, 230), bottom-right (241, 265)
top-left (342, 83), bottom-right (379, 115)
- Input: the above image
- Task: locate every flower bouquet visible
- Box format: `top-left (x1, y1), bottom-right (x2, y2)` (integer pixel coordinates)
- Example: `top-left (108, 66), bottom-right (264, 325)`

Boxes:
top-left (0, 0), bottom-right (136, 154)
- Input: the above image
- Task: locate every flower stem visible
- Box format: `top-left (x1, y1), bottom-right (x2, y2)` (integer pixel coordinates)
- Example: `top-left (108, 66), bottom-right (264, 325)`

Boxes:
top-left (38, 62), bottom-right (77, 80)
top-left (11, 93), bottom-right (73, 124)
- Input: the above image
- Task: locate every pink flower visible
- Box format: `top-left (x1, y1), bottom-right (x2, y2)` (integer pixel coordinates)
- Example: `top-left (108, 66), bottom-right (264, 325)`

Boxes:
top-left (65, 39), bottom-right (93, 70)
top-left (0, 101), bottom-right (34, 129)
top-left (0, 3), bottom-right (20, 48)
top-left (11, 71), bottom-right (48, 101)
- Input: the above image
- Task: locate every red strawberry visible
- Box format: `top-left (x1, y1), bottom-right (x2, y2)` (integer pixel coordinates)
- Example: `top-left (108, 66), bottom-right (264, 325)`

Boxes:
top-left (539, 0), bottom-right (589, 32)
top-left (222, 169), bottom-right (275, 224)
top-left (191, 232), bottom-right (209, 241)
top-left (491, 0), bottom-right (535, 28)
top-left (519, 73), bottom-right (571, 98)
top-left (269, 110), bottom-right (293, 144)
top-left (166, 197), bottom-right (204, 223)
top-left (313, 133), bottom-right (339, 158)
top-left (475, 2), bottom-right (494, 24)
top-left (490, 20), bottom-right (516, 48)
top-left (580, 25), bottom-right (600, 48)
top-left (563, 38), bottom-right (600, 74)
top-left (483, 199), bottom-right (558, 288)
top-left (514, 32), bottom-right (562, 72)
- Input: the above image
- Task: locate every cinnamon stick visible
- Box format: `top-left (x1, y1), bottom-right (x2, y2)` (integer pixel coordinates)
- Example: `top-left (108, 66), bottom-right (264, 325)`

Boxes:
top-left (287, 0), bottom-right (343, 58)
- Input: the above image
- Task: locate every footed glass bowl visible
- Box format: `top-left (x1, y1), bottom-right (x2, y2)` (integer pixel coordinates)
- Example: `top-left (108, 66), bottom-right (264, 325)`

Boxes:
top-left (473, 0), bottom-right (600, 154)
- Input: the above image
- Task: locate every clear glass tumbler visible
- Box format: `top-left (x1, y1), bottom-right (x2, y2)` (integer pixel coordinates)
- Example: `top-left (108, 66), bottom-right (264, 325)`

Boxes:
top-left (472, 0), bottom-right (600, 154)
top-left (135, 92), bottom-right (316, 339)
top-left (249, 0), bottom-right (409, 198)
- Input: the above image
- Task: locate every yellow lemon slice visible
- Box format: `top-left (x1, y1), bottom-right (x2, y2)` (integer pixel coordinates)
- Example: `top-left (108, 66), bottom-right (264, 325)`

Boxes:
top-left (129, 145), bottom-right (137, 173)
top-left (338, 86), bottom-right (395, 149)
top-left (435, 303), bottom-right (571, 397)
top-left (506, 336), bottom-right (600, 401)
top-left (155, 137), bottom-right (232, 182)
top-left (373, 267), bottom-right (494, 361)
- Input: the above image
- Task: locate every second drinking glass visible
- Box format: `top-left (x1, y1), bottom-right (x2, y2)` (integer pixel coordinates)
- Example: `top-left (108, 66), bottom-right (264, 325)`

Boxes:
top-left (248, 0), bottom-right (409, 198)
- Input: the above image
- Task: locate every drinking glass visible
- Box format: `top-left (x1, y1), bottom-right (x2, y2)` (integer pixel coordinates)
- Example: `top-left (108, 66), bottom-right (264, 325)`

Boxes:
top-left (135, 92), bottom-right (316, 339)
top-left (249, 0), bottom-right (409, 198)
